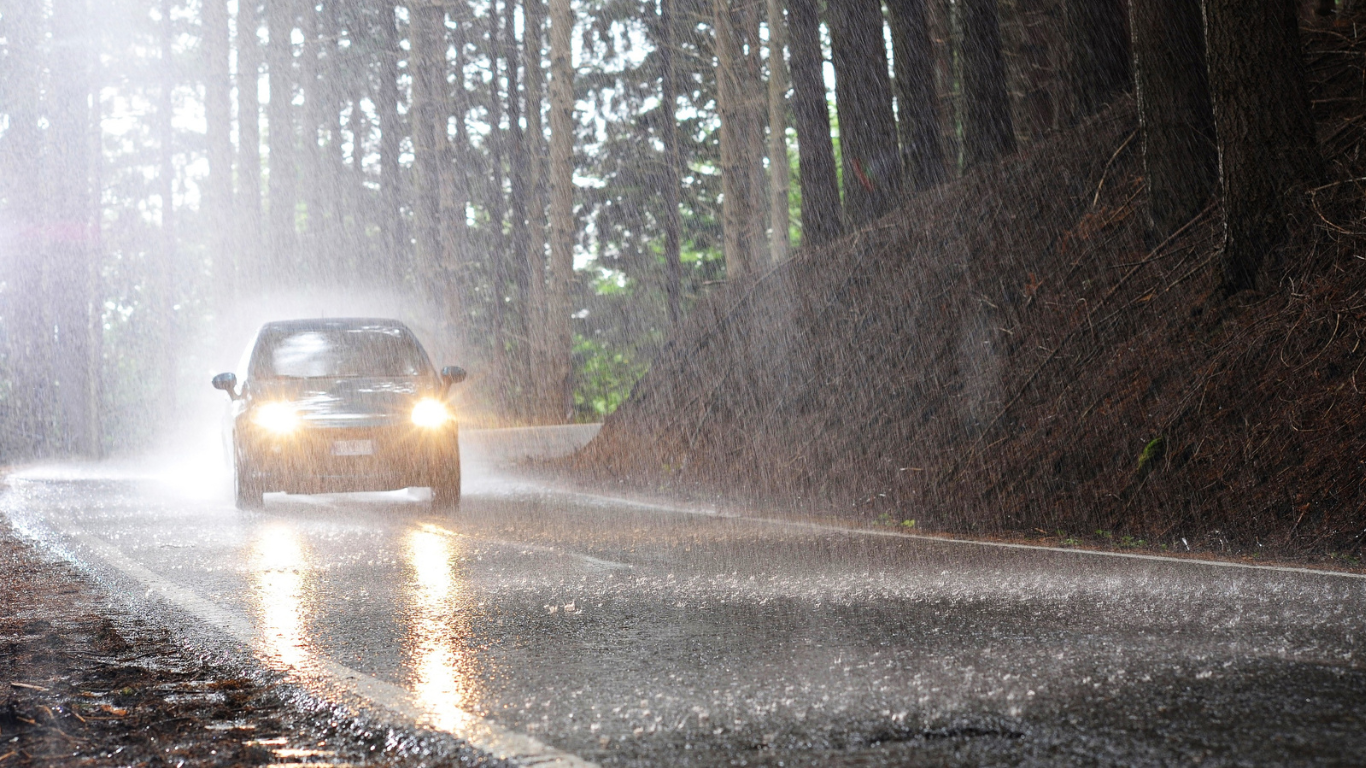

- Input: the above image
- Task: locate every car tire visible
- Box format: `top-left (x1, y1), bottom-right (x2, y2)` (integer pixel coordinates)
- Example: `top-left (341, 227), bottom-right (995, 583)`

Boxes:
top-left (431, 453), bottom-right (461, 510)
top-left (235, 444), bottom-right (265, 510)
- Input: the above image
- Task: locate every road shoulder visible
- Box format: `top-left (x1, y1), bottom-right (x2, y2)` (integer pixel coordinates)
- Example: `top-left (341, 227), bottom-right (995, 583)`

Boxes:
top-left (0, 517), bottom-right (449, 767)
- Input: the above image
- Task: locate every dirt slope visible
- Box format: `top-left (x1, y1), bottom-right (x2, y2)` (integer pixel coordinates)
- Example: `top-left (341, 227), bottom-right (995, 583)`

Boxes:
top-left (578, 18), bottom-right (1366, 558)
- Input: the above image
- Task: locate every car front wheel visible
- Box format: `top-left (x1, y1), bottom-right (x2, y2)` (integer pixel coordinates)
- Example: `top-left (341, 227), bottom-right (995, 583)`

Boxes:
top-left (234, 443), bottom-right (265, 510)
top-left (430, 453), bottom-right (461, 510)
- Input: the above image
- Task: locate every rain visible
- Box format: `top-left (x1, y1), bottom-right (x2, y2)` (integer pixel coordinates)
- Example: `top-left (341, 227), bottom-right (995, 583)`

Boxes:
top-left (1, 0), bottom-right (1365, 766)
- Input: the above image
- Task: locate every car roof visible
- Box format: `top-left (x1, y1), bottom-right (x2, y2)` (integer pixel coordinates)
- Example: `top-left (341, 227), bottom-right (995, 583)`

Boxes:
top-left (257, 318), bottom-right (416, 335)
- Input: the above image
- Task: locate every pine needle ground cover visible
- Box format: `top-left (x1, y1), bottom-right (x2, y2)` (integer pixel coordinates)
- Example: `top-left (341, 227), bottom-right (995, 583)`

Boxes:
top-left (576, 18), bottom-right (1366, 561)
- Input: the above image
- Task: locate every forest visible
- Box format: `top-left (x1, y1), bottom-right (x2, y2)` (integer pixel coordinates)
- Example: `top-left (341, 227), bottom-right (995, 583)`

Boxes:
top-left (3, 0), bottom-right (1366, 552)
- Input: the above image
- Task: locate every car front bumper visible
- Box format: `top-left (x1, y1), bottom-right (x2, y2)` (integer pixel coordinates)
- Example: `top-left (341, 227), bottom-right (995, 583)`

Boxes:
top-left (238, 420), bottom-right (459, 494)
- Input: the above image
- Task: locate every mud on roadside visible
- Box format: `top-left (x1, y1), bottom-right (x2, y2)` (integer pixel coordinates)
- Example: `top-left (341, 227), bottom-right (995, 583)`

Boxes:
top-left (0, 518), bottom-right (478, 768)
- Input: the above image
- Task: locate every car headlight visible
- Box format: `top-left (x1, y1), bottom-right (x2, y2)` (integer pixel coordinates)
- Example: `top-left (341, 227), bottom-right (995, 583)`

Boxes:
top-left (411, 398), bottom-right (451, 429)
top-left (252, 402), bottom-right (301, 434)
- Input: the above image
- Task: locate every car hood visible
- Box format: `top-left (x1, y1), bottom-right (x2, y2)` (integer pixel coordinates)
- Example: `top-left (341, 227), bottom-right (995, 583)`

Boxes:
top-left (250, 377), bottom-right (432, 427)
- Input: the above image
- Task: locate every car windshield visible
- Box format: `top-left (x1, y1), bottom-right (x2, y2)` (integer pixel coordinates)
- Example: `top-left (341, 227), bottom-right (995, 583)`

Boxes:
top-left (252, 327), bottom-right (431, 379)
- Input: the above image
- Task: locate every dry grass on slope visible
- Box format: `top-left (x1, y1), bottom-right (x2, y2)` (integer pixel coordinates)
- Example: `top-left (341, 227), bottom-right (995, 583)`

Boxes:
top-left (578, 18), bottom-right (1366, 558)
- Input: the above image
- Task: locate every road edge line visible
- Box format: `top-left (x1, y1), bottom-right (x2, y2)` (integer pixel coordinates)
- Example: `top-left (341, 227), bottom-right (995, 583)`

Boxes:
top-left (556, 490), bottom-right (1366, 581)
top-left (57, 527), bottom-right (601, 768)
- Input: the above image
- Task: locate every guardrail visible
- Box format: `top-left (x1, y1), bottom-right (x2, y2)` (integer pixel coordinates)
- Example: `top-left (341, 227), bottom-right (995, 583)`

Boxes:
top-left (460, 423), bottom-right (603, 463)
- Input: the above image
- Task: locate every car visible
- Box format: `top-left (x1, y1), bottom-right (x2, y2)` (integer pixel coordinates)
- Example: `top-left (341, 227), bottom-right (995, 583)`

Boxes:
top-left (211, 318), bottom-right (466, 510)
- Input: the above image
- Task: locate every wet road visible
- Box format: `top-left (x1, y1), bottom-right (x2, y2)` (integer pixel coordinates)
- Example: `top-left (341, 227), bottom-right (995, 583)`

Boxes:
top-left (5, 459), bottom-right (1366, 767)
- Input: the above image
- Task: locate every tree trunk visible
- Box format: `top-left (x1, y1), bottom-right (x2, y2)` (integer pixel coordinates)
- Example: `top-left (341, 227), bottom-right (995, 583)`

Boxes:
top-left (235, 0), bottom-right (264, 292)
top-left (548, 0), bottom-right (576, 421)
top-left (50, 0), bottom-right (97, 455)
top-left (714, 0), bottom-right (766, 281)
top-left (766, 0), bottom-right (791, 264)
top-left (786, 0), bottom-right (841, 246)
top-left (346, 97), bottom-right (368, 252)
top-left (301, 0), bottom-right (324, 278)
top-left (1063, 0), bottom-right (1131, 122)
top-left (203, 0), bottom-right (234, 305)
top-left (378, 0), bottom-right (405, 284)
top-left (927, 0), bottom-right (959, 174)
top-left (499, 0), bottom-right (530, 418)
top-left (86, 26), bottom-right (106, 458)
top-left (886, 0), bottom-right (946, 192)
top-left (828, 0), bottom-right (902, 224)
top-left (449, 7), bottom-right (473, 295)
top-left (320, 0), bottom-right (347, 273)
top-left (507, 0), bottom-right (532, 339)
top-left (525, 0), bottom-right (553, 417)
top-left (155, 0), bottom-right (179, 417)
top-left (658, 0), bottom-right (684, 326)
top-left (1130, 0), bottom-right (1217, 243)
top-left (1203, 0), bottom-right (1323, 293)
top-left (2, 0), bottom-right (51, 454)
top-left (266, 0), bottom-right (296, 277)
top-left (486, 1), bottom-right (512, 406)
top-left (960, 0), bottom-right (1015, 168)
top-left (4, 0), bottom-right (52, 455)
top-left (410, 2), bottom-right (455, 318)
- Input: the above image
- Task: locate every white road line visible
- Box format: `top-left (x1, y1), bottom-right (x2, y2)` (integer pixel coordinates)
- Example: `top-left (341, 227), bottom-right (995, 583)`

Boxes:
top-left (554, 490), bottom-right (1366, 582)
top-left (419, 522), bottom-right (631, 571)
top-left (47, 525), bottom-right (599, 768)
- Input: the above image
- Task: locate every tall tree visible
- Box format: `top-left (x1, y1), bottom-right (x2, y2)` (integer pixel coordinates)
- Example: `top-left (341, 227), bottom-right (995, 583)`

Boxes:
top-left (300, 0), bottom-right (325, 271)
top-left (766, 0), bottom-right (791, 264)
top-left (50, 0), bottom-right (98, 454)
top-left (155, 0), bottom-right (179, 413)
top-left (548, 0), bottom-right (576, 421)
top-left (960, 0), bottom-right (1015, 168)
top-left (524, 0), bottom-right (553, 415)
top-left (318, 1), bottom-right (347, 268)
top-left (3, 0), bottom-right (54, 454)
top-left (442, 5), bottom-right (472, 314)
top-left (85, 11), bottom-right (105, 457)
top-left (266, 0), bottom-right (297, 273)
top-left (203, 0), bottom-right (234, 303)
top-left (1203, 0), bottom-right (1323, 293)
top-left (1063, 0), bottom-right (1131, 122)
top-left (507, 0), bottom-right (531, 330)
top-left (828, 0), bottom-right (902, 224)
top-left (658, 0), bottom-right (684, 325)
top-left (714, 0), bottom-right (766, 280)
top-left (886, 0), bottom-right (946, 192)
top-left (235, 0), bottom-right (264, 290)
top-left (410, 1), bottom-right (456, 320)
top-left (787, 0), bottom-right (841, 245)
top-left (377, 0), bottom-right (405, 280)
top-left (1129, 0), bottom-right (1217, 243)
top-left (447, 6), bottom-right (473, 292)
top-left (484, 0), bottom-right (512, 388)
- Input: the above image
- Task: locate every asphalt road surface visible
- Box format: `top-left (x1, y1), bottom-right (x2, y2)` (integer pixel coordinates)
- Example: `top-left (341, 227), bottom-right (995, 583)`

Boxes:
top-left (5, 455), bottom-right (1365, 767)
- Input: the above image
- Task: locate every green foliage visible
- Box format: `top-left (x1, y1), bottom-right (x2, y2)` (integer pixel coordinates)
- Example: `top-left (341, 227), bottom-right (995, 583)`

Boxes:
top-left (572, 333), bottom-right (649, 420)
top-left (1137, 436), bottom-right (1166, 472)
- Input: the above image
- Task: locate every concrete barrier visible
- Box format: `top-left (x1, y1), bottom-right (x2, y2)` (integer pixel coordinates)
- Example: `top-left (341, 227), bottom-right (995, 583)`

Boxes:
top-left (460, 423), bottom-right (602, 463)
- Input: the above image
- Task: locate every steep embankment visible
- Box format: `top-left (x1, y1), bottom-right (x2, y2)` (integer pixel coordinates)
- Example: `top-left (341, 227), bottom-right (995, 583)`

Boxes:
top-left (579, 19), bottom-right (1366, 556)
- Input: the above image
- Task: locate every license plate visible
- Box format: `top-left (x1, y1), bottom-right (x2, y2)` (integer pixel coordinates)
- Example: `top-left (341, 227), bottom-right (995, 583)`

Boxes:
top-left (332, 440), bottom-right (374, 456)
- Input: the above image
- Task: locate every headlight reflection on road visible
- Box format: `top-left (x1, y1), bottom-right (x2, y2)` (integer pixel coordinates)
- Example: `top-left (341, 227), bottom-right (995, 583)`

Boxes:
top-left (405, 525), bottom-right (481, 732)
top-left (250, 523), bottom-right (313, 672)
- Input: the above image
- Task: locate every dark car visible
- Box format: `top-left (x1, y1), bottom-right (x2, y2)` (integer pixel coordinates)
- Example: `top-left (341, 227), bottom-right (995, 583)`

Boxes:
top-left (211, 318), bottom-right (466, 510)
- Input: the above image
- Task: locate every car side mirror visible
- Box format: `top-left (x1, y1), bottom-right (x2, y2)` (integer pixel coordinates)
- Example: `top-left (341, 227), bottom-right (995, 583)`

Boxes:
top-left (440, 366), bottom-right (466, 395)
top-left (211, 372), bottom-right (239, 400)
